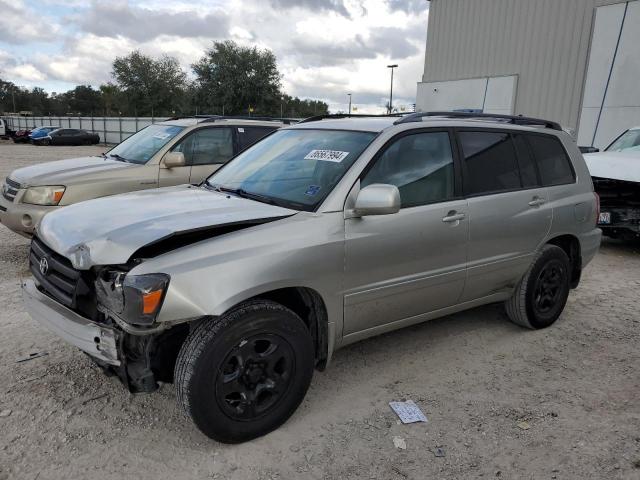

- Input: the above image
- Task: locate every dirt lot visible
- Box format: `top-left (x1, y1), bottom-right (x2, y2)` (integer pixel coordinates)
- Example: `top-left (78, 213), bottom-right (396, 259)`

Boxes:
top-left (0, 140), bottom-right (638, 480)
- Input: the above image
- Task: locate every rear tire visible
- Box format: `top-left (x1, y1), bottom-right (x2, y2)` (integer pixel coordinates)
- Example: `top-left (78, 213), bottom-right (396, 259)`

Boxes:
top-left (505, 244), bottom-right (571, 329)
top-left (175, 300), bottom-right (315, 443)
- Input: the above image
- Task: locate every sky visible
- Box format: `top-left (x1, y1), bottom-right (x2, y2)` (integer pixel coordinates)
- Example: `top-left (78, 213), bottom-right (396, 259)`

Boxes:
top-left (0, 0), bottom-right (429, 114)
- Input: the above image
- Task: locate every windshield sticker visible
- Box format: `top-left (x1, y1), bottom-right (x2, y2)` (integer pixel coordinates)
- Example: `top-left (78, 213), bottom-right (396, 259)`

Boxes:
top-left (304, 149), bottom-right (350, 163)
top-left (238, 128), bottom-right (245, 133)
top-left (153, 133), bottom-right (171, 140)
top-left (305, 185), bottom-right (321, 196)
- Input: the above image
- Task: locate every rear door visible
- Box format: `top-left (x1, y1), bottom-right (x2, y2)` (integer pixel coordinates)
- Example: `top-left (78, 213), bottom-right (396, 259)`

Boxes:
top-left (188, 127), bottom-right (236, 183)
top-left (344, 129), bottom-right (468, 336)
top-left (237, 126), bottom-right (278, 151)
top-left (458, 129), bottom-right (552, 302)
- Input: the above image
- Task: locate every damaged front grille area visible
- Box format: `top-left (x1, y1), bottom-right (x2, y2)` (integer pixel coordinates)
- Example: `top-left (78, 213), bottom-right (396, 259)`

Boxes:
top-left (30, 237), bottom-right (81, 308)
top-left (2, 178), bottom-right (20, 202)
top-left (29, 237), bottom-right (99, 319)
top-left (593, 177), bottom-right (640, 208)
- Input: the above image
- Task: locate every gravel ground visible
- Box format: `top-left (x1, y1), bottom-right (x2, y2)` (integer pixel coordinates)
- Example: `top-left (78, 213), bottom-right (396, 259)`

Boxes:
top-left (0, 140), bottom-right (639, 480)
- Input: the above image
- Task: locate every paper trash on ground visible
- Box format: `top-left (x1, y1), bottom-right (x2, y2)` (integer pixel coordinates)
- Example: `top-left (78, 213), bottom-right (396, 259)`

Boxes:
top-left (389, 400), bottom-right (428, 424)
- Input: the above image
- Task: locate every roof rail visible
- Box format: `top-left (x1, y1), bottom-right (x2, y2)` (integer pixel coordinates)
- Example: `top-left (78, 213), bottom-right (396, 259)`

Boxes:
top-left (168, 115), bottom-right (299, 125)
top-left (299, 113), bottom-right (407, 123)
top-left (394, 111), bottom-right (563, 131)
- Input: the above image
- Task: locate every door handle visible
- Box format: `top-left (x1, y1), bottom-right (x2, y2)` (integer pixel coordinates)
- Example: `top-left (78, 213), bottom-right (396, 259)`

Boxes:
top-left (442, 211), bottom-right (466, 223)
top-left (528, 197), bottom-right (546, 207)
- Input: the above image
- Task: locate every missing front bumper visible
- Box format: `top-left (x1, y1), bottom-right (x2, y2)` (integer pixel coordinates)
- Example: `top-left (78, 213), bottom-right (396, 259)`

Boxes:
top-left (22, 279), bottom-right (121, 366)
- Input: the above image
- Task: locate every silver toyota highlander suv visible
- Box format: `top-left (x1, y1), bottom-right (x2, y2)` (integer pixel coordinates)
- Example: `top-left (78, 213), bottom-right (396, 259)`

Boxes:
top-left (0, 116), bottom-right (287, 236)
top-left (21, 112), bottom-right (601, 443)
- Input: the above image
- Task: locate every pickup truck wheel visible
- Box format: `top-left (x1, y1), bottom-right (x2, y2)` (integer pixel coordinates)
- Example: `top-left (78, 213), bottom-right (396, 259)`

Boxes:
top-left (505, 244), bottom-right (571, 329)
top-left (175, 300), bottom-right (314, 443)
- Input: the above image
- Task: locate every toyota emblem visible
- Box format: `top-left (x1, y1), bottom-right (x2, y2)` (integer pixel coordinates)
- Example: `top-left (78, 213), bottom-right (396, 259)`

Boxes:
top-left (39, 257), bottom-right (49, 276)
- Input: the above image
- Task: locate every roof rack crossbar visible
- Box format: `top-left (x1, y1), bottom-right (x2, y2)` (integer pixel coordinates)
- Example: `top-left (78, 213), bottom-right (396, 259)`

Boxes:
top-left (167, 115), bottom-right (299, 125)
top-left (394, 111), bottom-right (563, 131)
top-left (299, 113), bottom-right (407, 123)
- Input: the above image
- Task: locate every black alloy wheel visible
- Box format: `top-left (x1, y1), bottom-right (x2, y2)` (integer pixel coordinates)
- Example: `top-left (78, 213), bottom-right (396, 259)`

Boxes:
top-left (532, 259), bottom-right (566, 316)
top-left (175, 300), bottom-right (315, 443)
top-left (216, 333), bottom-right (295, 421)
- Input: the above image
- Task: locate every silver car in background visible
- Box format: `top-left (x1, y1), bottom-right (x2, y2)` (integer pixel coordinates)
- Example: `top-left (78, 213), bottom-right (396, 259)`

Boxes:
top-left (0, 117), bottom-right (286, 236)
top-left (21, 112), bottom-right (601, 443)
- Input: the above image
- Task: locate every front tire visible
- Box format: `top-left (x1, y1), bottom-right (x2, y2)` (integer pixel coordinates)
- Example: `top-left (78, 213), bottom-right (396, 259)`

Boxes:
top-left (175, 300), bottom-right (315, 443)
top-left (505, 245), bottom-right (571, 329)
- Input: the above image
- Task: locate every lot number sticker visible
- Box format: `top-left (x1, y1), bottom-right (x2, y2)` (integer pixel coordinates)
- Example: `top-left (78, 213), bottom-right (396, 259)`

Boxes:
top-left (304, 149), bottom-right (350, 163)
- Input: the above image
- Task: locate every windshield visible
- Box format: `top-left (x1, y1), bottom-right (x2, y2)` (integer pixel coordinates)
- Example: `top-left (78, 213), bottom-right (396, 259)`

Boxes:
top-left (606, 129), bottom-right (640, 152)
top-left (207, 129), bottom-right (377, 211)
top-left (107, 124), bottom-right (185, 164)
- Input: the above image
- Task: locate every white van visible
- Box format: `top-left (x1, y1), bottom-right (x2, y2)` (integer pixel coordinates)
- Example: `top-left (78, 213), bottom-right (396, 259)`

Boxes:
top-left (0, 118), bottom-right (7, 137)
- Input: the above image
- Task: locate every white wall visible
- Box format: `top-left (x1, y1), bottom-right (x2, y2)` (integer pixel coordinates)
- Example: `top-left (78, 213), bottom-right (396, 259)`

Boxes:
top-left (416, 75), bottom-right (518, 115)
top-left (578, 1), bottom-right (640, 148)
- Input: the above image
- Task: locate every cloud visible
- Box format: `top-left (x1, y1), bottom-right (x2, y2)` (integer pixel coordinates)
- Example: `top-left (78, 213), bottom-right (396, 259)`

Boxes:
top-left (267, 0), bottom-right (350, 17)
top-left (4, 64), bottom-right (47, 82)
top-left (77, 1), bottom-right (230, 42)
top-left (0, 0), bottom-right (59, 44)
top-left (0, 0), bottom-right (429, 113)
top-left (385, 0), bottom-right (429, 14)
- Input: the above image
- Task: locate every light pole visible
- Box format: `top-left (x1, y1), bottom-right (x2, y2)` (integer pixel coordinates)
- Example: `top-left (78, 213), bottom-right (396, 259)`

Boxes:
top-left (387, 64), bottom-right (398, 114)
top-left (347, 93), bottom-right (352, 115)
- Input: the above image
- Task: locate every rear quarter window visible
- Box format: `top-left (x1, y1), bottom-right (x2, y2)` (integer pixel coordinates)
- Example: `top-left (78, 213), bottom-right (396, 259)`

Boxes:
top-left (526, 134), bottom-right (575, 186)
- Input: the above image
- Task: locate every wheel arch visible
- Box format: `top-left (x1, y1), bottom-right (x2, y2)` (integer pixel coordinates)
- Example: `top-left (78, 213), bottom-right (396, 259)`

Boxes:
top-left (546, 234), bottom-right (581, 288)
top-left (221, 287), bottom-right (331, 371)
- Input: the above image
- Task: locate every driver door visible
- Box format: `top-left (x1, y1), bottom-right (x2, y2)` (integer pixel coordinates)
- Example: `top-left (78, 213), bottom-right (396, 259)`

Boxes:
top-left (343, 130), bottom-right (468, 336)
top-left (188, 127), bottom-right (235, 183)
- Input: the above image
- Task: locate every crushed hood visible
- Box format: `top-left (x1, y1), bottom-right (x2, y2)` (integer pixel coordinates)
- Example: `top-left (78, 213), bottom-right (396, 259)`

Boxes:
top-left (37, 185), bottom-right (297, 269)
top-left (584, 151), bottom-right (640, 183)
top-left (9, 156), bottom-right (142, 187)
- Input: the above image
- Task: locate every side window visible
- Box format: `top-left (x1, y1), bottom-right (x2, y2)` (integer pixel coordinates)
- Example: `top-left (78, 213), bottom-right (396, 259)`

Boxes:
top-left (526, 134), bottom-right (575, 186)
top-left (171, 133), bottom-right (195, 164)
top-left (238, 127), bottom-right (277, 150)
top-left (192, 128), bottom-right (234, 165)
top-left (361, 131), bottom-right (455, 208)
top-left (459, 131), bottom-right (521, 195)
top-left (513, 134), bottom-right (539, 188)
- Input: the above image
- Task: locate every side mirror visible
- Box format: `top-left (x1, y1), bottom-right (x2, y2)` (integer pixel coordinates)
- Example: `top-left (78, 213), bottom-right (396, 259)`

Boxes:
top-left (163, 151), bottom-right (186, 168)
top-left (579, 146), bottom-right (600, 154)
top-left (353, 184), bottom-right (401, 217)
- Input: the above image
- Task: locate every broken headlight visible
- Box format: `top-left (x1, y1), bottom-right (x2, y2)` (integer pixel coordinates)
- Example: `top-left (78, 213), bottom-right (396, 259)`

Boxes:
top-left (96, 271), bottom-right (170, 327)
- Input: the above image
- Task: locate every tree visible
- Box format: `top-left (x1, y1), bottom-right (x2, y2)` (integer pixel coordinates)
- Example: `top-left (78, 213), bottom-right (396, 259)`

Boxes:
top-left (112, 50), bottom-right (187, 116)
top-left (66, 85), bottom-right (102, 115)
top-left (280, 94), bottom-right (329, 118)
top-left (192, 40), bottom-right (282, 116)
top-left (0, 78), bottom-right (18, 113)
top-left (99, 83), bottom-right (123, 116)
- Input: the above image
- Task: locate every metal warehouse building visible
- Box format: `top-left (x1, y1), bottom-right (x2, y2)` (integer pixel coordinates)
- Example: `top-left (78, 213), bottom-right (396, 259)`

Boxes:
top-left (416, 0), bottom-right (640, 149)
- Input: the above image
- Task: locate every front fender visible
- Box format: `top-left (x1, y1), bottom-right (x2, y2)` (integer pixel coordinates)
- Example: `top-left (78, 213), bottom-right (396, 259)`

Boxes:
top-left (129, 211), bottom-right (345, 334)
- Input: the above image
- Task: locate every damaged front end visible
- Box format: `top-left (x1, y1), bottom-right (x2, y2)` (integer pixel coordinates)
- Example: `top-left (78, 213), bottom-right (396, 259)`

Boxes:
top-left (28, 236), bottom-right (190, 393)
top-left (593, 176), bottom-right (640, 239)
top-left (28, 216), bottom-right (288, 393)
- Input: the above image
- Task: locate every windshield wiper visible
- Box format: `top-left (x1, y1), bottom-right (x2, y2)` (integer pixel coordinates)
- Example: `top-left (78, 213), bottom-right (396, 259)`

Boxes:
top-left (109, 153), bottom-right (129, 162)
top-left (207, 184), bottom-right (281, 207)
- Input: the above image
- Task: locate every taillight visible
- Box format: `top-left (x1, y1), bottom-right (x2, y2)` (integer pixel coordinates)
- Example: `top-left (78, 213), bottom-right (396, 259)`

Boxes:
top-left (594, 191), bottom-right (600, 225)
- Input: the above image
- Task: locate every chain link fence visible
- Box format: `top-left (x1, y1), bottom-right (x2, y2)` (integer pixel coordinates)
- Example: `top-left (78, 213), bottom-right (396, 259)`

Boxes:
top-left (3, 115), bottom-right (171, 145)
